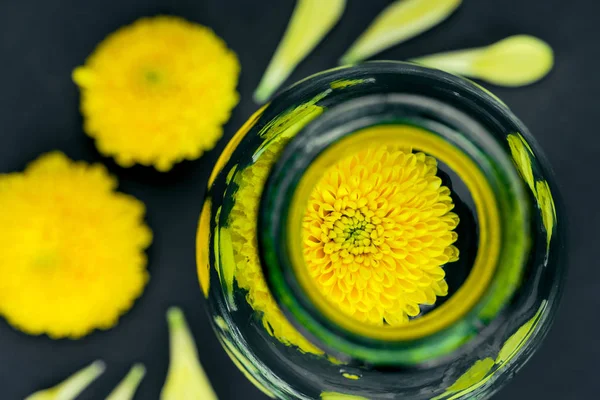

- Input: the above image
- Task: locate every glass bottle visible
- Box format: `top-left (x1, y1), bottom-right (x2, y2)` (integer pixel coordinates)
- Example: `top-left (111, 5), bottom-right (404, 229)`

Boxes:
top-left (197, 62), bottom-right (564, 400)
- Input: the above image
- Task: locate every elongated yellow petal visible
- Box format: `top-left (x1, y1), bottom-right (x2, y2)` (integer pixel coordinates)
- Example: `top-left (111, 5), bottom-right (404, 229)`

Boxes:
top-left (219, 226), bottom-right (236, 307)
top-left (447, 358), bottom-right (495, 394)
top-left (535, 181), bottom-right (557, 251)
top-left (197, 199), bottom-right (212, 298)
top-left (340, 0), bottom-right (461, 64)
top-left (106, 364), bottom-right (146, 400)
top-left (254, 0), bottom-right (346, 103)
top-left (321, 393), bottom-right (368, 400)
top-left (507, 133), bottom-right (535, 193)
top-left (25, 361), bottom-right (105, 400)
top-left (160, 307), bottom-right (217, 400)
top-left (496, 301), bottom-right (547, 367)
top-left (413, 35), bottom-right (554, 86)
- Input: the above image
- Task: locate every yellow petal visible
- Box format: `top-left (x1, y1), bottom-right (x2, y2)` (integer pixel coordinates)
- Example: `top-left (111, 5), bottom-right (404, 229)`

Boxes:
top-left (25, 361), bottom-right (105, 400)
top-left (219, 225), bottom-right (237, 308)
top-left (208, 105), bottom-right (268, 187)
top-left (106, 364), bottom-right (146, 400)
top-left (321, 392), bottom-right (368, 400)
top-left (413, 35), bottom-right (554, 87)
top-left (254, 0), bottom-right (346, 103)
top-left (496, 301), bottom-right (547, 367)
top-left (221, 335), bottom-right (277, 399)
top-left (535, 181), bottom-right (557, 251)
top-left (507, 133), bottom-right (535, 193)
top-left (340, 0), bottom-right (461, 64)
top-left (160, 307), bottom-right (217, 400)
top-left (197, 198), bottom-right (212, 298)
top-left (444, 358), bottom-right (495, 396)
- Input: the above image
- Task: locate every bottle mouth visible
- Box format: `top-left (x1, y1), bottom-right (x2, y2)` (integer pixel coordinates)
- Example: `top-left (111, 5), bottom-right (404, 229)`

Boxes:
top-left (260, 80), bottom-right (531, 364)
top-left (286, 123), bottom-right (501, 341)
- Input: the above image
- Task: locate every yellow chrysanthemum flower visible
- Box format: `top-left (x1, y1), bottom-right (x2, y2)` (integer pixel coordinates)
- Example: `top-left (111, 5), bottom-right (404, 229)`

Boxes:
top-left (73, 16), bottom-right (240, 171)
top-left (303, 146), bottom-right (459, 326)
top-left (0, 152), bottom-right (152, 338)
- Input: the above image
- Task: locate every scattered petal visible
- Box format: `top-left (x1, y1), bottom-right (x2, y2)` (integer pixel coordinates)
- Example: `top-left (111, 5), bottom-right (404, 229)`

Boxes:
top-left (254, 0), bottom-right (346, 103)
top-left (160, 307), bottom-right (217, 400)
top-left (106, 364), bottom-right (146, 400)
top-left (340, 0), bottom-right (461, 64)
top-left (25, 361), bottom-right (105, 400)
top-left (412, 35), bottom-right (554, 86)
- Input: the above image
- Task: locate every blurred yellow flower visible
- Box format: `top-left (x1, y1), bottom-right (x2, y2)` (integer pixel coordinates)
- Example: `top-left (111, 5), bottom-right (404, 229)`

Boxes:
top-left (303, 146), bottom-right (459, 325)
top-left (0, 152), bottom-right (152, 338)
top-left (73, 16), bottom-right (240, 171)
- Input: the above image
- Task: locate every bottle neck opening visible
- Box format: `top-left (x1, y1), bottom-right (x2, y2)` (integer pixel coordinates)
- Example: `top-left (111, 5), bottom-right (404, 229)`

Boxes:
top-left (287, 123), bottom-right (501, 341)
top-left (260, 92), bottom-right (530, 365)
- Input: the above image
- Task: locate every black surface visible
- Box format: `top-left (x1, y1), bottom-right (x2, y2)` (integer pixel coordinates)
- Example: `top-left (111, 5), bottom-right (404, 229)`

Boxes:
top-left (0, 0), bottom-right (598, 399)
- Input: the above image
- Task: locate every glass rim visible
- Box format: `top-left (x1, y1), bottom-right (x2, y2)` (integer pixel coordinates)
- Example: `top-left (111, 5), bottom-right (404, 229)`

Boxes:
top-left (259, 62), bottom-right (533, 365)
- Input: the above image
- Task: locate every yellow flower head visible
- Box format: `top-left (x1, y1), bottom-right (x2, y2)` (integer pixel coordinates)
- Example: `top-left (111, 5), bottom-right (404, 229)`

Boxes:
top-left (73, 16), bottom-right (240, 171)
top-left (303, 145), bottom-right (459, 326)
top-left (0, 152), bottom-right (152, 338)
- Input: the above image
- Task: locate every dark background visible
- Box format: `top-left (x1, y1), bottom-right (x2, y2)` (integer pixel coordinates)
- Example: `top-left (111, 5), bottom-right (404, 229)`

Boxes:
top-left (0, 0), bottom-right (597, 398)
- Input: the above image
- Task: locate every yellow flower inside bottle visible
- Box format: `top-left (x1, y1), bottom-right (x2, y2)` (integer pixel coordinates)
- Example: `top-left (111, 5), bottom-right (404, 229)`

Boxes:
top-left (302, 144), bottom-right (459, 326)
top-left (282, 123), bottom-right (504, 342)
